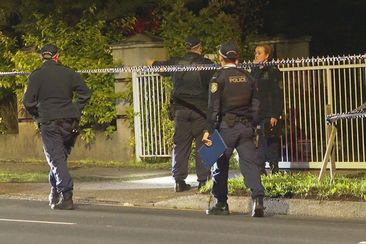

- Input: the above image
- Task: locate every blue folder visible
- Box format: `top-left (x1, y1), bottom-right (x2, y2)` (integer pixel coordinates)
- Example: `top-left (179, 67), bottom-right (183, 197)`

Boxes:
top-left (198, 129), bottom-right (227, 169)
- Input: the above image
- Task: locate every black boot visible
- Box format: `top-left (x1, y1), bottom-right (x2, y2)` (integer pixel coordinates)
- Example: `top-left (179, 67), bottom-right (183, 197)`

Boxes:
top-left (251, 196), bottom-right (264, 217)
top-left (52, 190), bottom-right (74, 210)
top-left (48, 187), bottom-right (59, 208)
top-left (206, 202), bottom-right (229, 215)
top-left (175, 180), bottom-right (191, 192)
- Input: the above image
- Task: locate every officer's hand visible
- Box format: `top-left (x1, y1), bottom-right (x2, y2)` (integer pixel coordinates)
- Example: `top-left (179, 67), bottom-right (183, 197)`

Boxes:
top-left (270, 117), bottom-right (278, 127)
top-left (202, 131), bottom-right (212, 147)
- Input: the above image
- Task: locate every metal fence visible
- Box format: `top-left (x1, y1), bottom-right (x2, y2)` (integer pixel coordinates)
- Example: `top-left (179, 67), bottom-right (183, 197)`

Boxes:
top-left (280, 57), bottom-right (366, 168)
top-left (132, 57), bottom-right (366, 168)
top-left (132, 72), bottom-right (171, 159)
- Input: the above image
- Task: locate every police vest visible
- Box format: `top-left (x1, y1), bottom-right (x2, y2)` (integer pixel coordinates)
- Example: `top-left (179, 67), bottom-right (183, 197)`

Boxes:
top-left (221, 69), bottom-right (253, 113)
top-left (172, 56), bottom-right (203, 98)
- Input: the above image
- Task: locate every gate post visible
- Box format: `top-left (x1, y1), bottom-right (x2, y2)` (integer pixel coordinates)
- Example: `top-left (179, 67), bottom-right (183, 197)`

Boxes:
top-left (132, 72), bottom-right (142, 161)
top-left (111, 33), bottom-right (167, 161)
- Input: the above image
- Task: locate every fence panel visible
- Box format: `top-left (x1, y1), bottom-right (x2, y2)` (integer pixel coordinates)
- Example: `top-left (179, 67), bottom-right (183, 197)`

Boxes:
top-left (132, 72), bottom-right (170, 160)
top-left (280, 58), bottom-right (366, 166)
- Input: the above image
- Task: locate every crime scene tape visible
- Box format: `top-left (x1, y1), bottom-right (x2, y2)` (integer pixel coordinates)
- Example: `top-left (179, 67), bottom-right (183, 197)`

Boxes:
top-left (326, 111), bottom-right (366, 124)
top-left (0, 54), bottom-right (365, 77)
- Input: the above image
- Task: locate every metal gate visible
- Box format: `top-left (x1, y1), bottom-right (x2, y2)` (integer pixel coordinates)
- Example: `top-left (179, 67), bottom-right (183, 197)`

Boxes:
top-left (132, 57), bottom-right (366, 168)
top-left (132, 72), bottom-right (171, 159)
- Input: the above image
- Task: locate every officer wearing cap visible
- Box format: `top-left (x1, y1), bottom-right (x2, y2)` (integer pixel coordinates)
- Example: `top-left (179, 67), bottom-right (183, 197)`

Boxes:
top-left (23, 44), bottom-right (91, 210)
top-left (152, 36), bottom-right (215, 192)
top-left (202, 42), bottom-right (265, 217)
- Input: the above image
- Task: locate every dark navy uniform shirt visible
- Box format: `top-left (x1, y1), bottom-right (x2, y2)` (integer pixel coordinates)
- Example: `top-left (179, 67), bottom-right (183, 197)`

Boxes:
top-left (250, 66), bottom-right (283, 120)
top-left (153, 52), bottom-right (214, 111)
top-left (23, 60), bottom-right (91, 123)
top-left (207, 64), bottom-right (259, 132)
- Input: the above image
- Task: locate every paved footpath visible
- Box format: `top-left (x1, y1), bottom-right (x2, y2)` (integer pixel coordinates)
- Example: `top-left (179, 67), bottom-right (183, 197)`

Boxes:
top-left (0, 165), bottom-right (365, 220)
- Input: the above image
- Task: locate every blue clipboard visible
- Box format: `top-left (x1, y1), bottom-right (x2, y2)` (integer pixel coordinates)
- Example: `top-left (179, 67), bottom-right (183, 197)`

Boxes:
top-left (198, 129), bottom-right (227, 169)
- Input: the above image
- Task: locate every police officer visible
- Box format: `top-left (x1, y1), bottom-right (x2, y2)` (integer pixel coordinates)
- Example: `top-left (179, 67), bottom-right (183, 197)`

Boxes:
top-left (202, 42), bottom-right (265, 217)
top-left (152, 36), bottom-right (215, 192)
top-left (251, 44), bottom-right (283, 174)
top-left (23, 44), bottom-right (91, 210)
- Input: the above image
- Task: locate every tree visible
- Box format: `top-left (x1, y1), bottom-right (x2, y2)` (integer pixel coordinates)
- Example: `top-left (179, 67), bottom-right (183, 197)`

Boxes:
top-left (159, 0), bottom-right (239, 57)
top-left (0, 31), bottom-right (17, 134)
top-left (158, 0), bottom-right (266, 60)
top-left (0, 0), bottom-right (159, 45)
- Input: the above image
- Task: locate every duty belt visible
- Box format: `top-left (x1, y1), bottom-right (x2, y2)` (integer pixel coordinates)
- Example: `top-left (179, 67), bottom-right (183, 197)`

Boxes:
top-left (222, 113), bottom-right (250, 127)
top-left (40, 118), bottom-right (78, 126)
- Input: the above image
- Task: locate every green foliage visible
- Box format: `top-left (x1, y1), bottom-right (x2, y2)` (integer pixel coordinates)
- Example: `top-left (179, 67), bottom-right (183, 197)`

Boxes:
top-left (115, 78), bottom-right (138, 149)
top-left (216, 172), bottom-right (366, 201)
top-left (160, 0), bottom-right (242, 58)
top-left (0, 171), bottom-right (48, 183)
top-left (0, 33), bottom-right (20, 134)
top-left (160, 77), bottom-right (174, 147)
top-left (0, 118), bottom-right (6, 134)
top-left (104, 16), bottom-right (136, 44)
top-left (0, 93), bottom-right (18, 134)
top-left (0, 32), bottom-right (16, 90)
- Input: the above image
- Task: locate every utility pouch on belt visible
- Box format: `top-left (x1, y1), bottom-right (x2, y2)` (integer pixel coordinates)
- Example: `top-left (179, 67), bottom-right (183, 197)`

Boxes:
top-left (65, 119), bottom-right (80, 148)
top-left (55, 119), bottom-right (80, 135)
top-left (223, 113), bottom-right (237, 127)
top-left (70, 120), bottom-right (80, 135)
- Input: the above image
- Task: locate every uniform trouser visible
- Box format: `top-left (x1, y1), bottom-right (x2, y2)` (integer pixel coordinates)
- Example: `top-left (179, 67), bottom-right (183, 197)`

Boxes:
top-left (257, 119), bottom-right (281, 167)
top-left (212, 122), bottom-right (264, 203)
top-left (40, 120), bottom-right (78, 193)
top-left (172, 109), bottom-right (211, 182)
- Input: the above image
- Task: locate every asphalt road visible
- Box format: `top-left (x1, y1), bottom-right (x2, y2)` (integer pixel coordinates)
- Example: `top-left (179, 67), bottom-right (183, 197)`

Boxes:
top-left (0, 199), bottom-right (365, 244)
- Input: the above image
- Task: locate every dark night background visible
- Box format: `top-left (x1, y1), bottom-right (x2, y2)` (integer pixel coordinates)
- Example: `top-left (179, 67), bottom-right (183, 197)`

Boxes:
top-left (0, 0), bottom-right (365, 57)
top-left (187, 0), bottom-right (365, 56)
top-left (261, 0), bottom-right (365, 56)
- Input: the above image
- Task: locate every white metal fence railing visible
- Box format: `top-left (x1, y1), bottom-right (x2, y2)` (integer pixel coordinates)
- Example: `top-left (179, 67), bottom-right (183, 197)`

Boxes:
top-left (132, 72), bottom-right (171, 159)
top-left (132, 56), bottom-right (366, 168)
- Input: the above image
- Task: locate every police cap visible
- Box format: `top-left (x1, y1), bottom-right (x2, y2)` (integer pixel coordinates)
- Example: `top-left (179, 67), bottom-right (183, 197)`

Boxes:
top-left (40, 44), bottom-right (58, 58)
top-left (184, 36), bottom-right (201, 49)
top-left (219, 42), bottom-right (239, 59)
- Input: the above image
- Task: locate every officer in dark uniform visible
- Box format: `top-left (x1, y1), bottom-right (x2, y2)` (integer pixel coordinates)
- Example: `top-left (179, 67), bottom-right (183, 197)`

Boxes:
top-left (152, 36), bottom-right (215, 192)
top-left (202, 42), bottom-right (265, 217)
top-left (251, 44), bottom-right (283, 174)
top-left (23, 44), bottom-right (91, 210)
